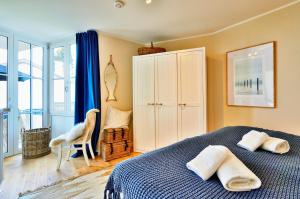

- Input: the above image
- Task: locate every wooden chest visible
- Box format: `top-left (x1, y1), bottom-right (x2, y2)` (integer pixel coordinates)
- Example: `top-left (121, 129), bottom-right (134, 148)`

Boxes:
top-left (103, 128), bottom-right (129, 143)
top-left (101, 140), bottom-right (132, 162)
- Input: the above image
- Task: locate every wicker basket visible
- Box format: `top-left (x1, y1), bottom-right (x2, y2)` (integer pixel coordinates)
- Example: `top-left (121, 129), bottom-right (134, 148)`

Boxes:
top-left (21, 127), bottom-right (51, 159)
top-left (138, 42), bottom-right (166, 55)
top-left (103, 128), bottom-right (129, 143)
top-left (101, 140), bottom-right (132, 162)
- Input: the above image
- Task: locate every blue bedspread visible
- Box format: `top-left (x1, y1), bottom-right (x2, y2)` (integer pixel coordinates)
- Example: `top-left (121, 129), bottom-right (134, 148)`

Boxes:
top-left (105, 126), bottom-right (300, 199)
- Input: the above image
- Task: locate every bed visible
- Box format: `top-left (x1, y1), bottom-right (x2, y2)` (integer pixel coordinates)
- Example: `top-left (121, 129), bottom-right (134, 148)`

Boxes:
top-left (105, 126), bottom-right (300, 199)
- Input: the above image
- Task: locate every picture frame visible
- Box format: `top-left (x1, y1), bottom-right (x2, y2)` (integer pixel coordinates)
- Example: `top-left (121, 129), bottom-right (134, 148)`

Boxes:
top-left (226, 41), bottom-right (276, 108)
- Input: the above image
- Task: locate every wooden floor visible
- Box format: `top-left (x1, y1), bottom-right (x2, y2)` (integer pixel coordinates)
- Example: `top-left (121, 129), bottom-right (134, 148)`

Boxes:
top-left (0, 151), bottom-right (140, 199)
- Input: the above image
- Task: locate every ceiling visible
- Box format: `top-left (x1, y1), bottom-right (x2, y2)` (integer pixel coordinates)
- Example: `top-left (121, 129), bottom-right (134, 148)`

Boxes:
top-left (0, 0), bottom-right (297, 44)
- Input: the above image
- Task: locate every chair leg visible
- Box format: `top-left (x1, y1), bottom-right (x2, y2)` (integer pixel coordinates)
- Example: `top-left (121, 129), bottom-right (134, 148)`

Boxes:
top-left (88, 141), bottom-right (95, 160)
top-left (82, 144), bottom-right (90, 166)
top-left (66, 145), bottom-right (72, 161)
top-left (56, 144), bottom-right (63, 171)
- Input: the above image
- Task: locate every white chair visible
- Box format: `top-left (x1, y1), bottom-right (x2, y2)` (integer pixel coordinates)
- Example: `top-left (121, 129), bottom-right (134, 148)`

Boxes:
top-left (56, 109), bottom-right (99, 170)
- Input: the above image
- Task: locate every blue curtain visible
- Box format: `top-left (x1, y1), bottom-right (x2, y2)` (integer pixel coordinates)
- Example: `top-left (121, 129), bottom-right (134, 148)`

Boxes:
top-left (73, 30), bottom-right (101, 157)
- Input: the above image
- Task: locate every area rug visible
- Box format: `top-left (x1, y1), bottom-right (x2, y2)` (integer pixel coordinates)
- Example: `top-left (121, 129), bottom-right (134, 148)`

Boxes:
top-left (19, 167), bottom-right (113, 199)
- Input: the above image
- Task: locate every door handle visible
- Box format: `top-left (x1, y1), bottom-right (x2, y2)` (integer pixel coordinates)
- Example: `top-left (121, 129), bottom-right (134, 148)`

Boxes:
top-left (0, 108), bottom-right (11, 113)
top-left (178, 103), bottom-right (186, 106)
top-left (147, 103), bottom-right (155, 106)
top-left (156, 103), bottom-right (163, 106)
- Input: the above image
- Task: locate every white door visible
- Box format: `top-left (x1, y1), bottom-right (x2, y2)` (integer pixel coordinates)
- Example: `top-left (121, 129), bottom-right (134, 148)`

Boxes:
top-left (133, 56), bottom-right (156, 152)
top-left (178, 50), bottom-right (206, 140)
top-left (155, 54), bottom-right (178, 148)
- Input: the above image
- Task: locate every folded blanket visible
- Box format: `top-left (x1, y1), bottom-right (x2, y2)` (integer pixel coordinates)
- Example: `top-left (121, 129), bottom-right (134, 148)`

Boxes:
top-left (186, 145), bottom-right (229, 181)
top-left (261, 137), bottom-right (290, 154)
top-left (217, 151), bottom-right (261, 192)
top-left (237, 130), bottom-right (269, 152)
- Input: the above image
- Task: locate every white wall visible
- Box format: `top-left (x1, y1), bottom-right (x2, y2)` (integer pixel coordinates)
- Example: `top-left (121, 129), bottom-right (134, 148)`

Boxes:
top-left (51, 115), bottom-right (73, 138)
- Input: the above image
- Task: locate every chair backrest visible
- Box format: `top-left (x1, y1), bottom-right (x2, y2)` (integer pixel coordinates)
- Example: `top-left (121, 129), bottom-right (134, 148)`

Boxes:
top-left (82, 108), bottom-right (100, 142)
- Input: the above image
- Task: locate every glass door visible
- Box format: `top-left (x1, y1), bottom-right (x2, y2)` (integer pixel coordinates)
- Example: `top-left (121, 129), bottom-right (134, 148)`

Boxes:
top-left (0, 35), bottom-right (8, 154)
top-left (15, 41), bottom-right (45, 153)
top-left (0, 33), bottom-right (46, 157)
top-left (0, 34), bottom-right (13, 157)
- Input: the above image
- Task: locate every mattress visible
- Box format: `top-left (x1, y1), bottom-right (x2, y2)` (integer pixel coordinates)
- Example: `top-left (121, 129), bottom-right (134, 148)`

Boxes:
top-left (105, 126), bottom-right (300, 199)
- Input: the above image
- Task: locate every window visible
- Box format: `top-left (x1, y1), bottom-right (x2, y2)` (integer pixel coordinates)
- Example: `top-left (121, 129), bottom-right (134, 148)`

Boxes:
top-left (53, 46), bottom-right (65, 112)
top-left (70, 44), bottom-right (76, 113)
top-left (50, 42), bottom-right (76, 115)
top-left (17, 41), bottom-right (44, 130)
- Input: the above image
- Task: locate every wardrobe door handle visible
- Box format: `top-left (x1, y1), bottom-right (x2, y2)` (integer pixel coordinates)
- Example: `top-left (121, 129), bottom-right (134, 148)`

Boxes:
top-left (157, 103), bottom-right (163, 106)
top-left (178, 103), bottom-right (186, 106)
top-left (147, 103), bottom-right (155, 106)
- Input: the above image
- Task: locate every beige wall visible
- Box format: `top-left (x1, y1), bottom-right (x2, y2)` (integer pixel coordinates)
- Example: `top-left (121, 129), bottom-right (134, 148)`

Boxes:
top-left (158, 3), bottom-right (300, 135)
top-left (98, 33), bottom-right (142, 127)
top-left (98, 33), bottom-right (142, 151)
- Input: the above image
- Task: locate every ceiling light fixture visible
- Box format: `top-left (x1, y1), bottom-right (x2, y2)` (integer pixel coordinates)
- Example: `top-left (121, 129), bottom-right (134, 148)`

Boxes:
top-left (114, 0), bottom-right (125, 8)
top-left (146, 0), bottom-right (152, 4)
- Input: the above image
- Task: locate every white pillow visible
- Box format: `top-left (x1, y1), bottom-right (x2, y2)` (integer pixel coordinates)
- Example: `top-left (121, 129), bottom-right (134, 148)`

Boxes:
top-left (104, 106), bottom-right (132, 129)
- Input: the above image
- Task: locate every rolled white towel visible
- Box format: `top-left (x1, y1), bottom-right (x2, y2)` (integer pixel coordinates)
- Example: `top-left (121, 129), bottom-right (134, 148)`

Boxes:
top-left (237, 130), bottom-right (269, 152)
top-left (217, 151), bottom-right (261, 192)
top-left (261, 137), bottom-right (290, 154)
top-left (186, 145), bottom-right (229, 181)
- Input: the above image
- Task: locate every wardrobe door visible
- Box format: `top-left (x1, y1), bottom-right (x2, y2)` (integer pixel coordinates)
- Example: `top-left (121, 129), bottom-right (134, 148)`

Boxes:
top-left (133, 56), bottom-right (156, 152)
top-left (155, 54), bottom-right (178, 148)
top-left (178, 50), bottom-right (206, 140)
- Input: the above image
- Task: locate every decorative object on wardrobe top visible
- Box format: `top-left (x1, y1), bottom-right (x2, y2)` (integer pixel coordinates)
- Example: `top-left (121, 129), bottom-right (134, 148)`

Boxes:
top-left (138, 42), bottom-right (166, 55)
top-left (104, 55), bottom-right (118, 101)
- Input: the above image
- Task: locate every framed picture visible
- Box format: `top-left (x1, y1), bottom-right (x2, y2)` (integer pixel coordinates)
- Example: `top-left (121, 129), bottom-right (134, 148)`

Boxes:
top-left (226, 42), bottom-right (276, 107)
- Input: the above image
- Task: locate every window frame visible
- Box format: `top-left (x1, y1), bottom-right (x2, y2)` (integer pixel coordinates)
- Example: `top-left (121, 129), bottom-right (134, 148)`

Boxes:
top-left (49, 39), bottom-right (76, 117)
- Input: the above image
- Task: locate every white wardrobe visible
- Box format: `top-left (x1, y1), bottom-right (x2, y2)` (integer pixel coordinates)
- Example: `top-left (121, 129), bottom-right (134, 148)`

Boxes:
top-left (133, 48), bottom-right (206, 152)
